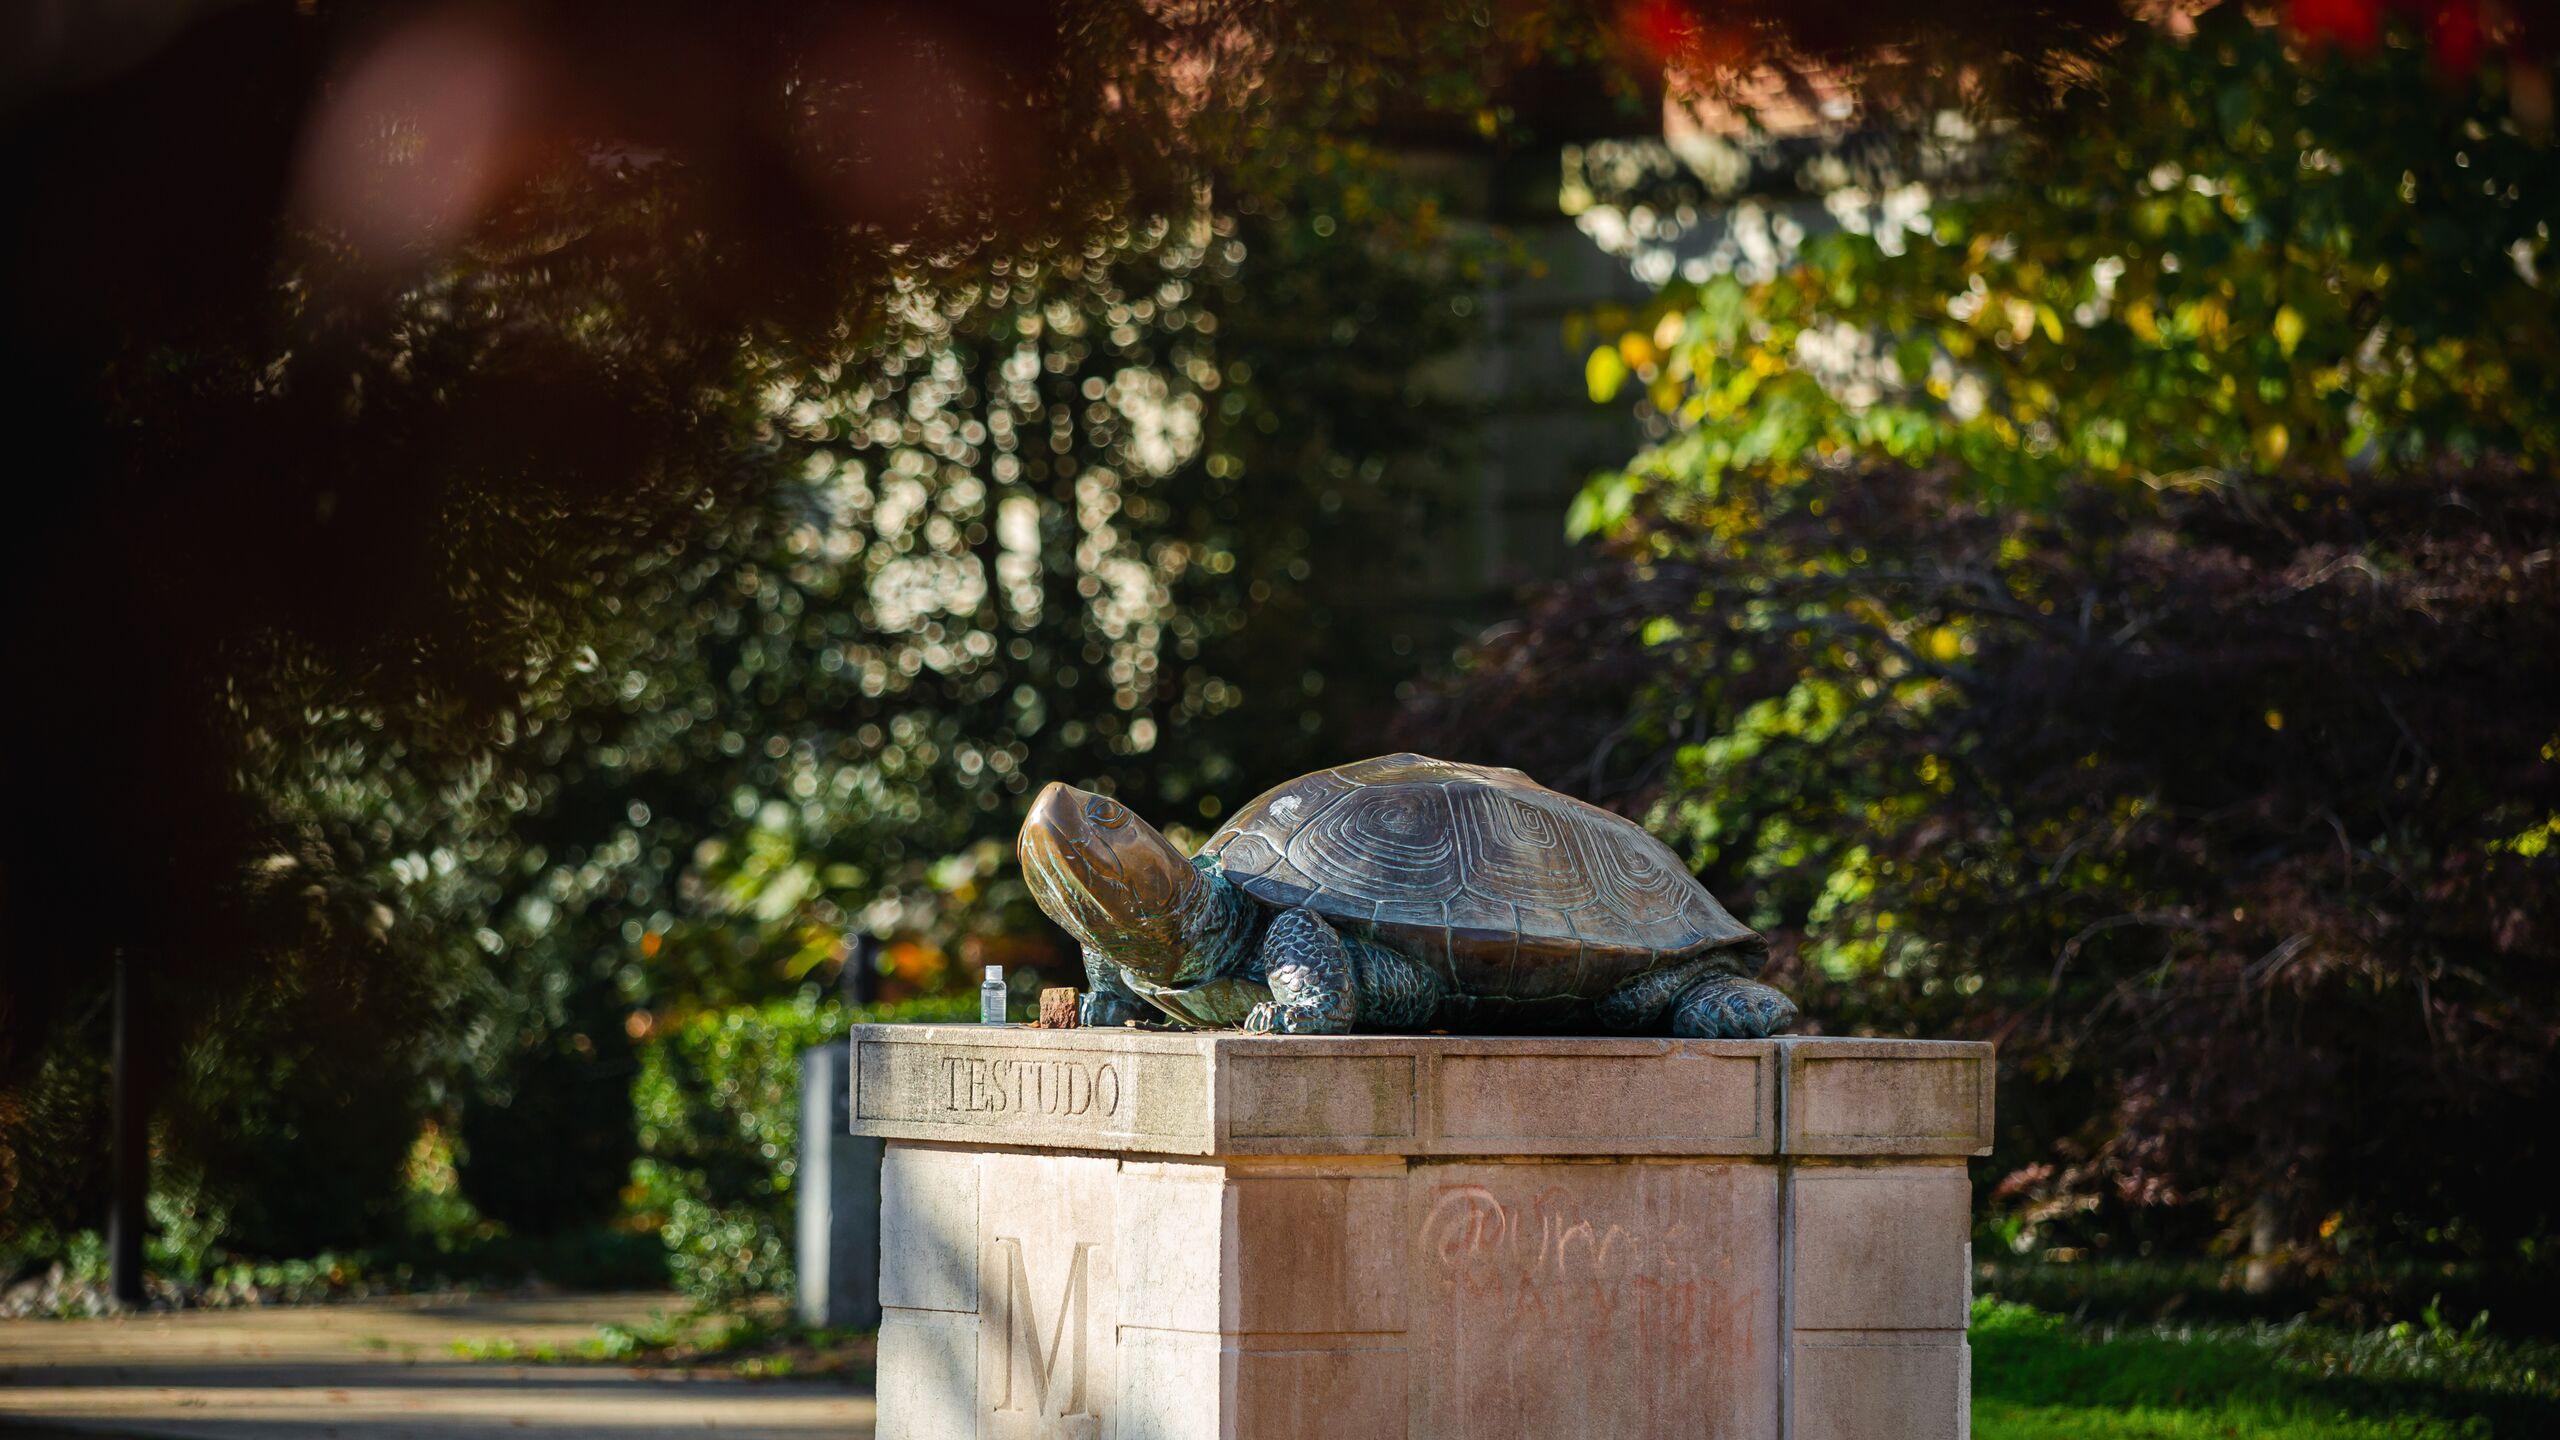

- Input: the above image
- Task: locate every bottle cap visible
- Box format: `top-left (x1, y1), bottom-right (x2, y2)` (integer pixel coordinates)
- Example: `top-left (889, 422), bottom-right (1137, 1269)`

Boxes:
top-left (984, 965), bottom-right (1003, 981)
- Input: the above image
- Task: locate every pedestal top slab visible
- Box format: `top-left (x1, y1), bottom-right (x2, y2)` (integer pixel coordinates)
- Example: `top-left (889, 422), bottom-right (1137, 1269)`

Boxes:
top-left (849, 1026), bottom-right (1992, 1159)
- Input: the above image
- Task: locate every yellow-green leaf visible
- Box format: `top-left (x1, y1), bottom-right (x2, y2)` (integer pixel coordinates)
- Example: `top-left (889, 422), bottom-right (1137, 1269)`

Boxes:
top-left (1586, 346), bottom-right (1629, 403)
top-left (2273, 305), bottom-right (2305, 356)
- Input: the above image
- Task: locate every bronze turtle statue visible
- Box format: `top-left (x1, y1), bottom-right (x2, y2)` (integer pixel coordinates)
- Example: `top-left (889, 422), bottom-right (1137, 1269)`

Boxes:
top-left (1018, 753), bottom-right (1797, 1036)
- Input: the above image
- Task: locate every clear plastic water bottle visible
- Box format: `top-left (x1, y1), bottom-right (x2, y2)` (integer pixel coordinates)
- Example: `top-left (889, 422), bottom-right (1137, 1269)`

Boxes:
top-left (979, 964), bottom-right (1007, 1025)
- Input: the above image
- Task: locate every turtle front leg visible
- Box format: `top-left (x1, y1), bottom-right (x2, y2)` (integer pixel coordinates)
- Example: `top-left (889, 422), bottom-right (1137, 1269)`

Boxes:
top-left (1078, 945), bottom-right (1153, 1028)
top-left (1242, 908), bottom-right (1356, 1035)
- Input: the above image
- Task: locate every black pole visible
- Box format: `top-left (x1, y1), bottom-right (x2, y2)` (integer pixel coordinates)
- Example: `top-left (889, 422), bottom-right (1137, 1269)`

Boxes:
top-left (107, 950), bottom-right (147, 1306)
top-left (839, 932), bottom-right (881, 1007)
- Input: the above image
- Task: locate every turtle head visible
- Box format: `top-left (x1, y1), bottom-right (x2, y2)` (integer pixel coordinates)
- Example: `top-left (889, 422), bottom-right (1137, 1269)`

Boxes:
top-left (1018, 782), bottom-right (1198, 981)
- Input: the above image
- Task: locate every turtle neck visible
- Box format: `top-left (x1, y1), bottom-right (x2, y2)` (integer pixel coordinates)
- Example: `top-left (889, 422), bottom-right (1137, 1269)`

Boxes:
top-left (1173, 854), bottom-right (1262, 986)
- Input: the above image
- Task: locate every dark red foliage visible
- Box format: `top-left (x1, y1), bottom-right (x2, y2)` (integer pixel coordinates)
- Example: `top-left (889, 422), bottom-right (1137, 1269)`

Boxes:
top-left (1400, 466), bottom-right (2560, 1258)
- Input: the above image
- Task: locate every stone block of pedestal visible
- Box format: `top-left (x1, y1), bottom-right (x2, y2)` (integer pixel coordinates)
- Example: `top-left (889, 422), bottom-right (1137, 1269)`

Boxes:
top-left (851, 1026), bottom-right (1991, 1440)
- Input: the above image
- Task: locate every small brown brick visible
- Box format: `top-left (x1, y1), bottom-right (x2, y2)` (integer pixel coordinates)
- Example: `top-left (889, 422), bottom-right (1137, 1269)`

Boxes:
top-left (1036, 987), bottom-right (1081, 1028)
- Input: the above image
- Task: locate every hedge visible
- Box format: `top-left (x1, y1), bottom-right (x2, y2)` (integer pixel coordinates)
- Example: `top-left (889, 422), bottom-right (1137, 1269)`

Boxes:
top-left (630, 993), bottom-right (970, 1304)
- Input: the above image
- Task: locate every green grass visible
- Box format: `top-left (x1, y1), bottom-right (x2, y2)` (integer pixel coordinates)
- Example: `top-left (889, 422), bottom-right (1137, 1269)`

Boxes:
top-left (1971, 1300), bottom-right (2560, 1439)
top-left (450, 1303), bottom-right (876, 1382)
top-left (1975, 1253), bottom-right (2560, 1336)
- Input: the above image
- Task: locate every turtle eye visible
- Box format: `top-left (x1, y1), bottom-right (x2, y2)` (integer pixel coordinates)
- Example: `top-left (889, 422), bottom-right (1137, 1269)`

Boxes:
top-left (1084, 796), bottom-right (1128, 829)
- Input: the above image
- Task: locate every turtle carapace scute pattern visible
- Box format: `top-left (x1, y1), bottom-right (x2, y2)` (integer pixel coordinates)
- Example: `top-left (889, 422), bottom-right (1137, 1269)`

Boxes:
top-left (1016, 754), bottom-right (1797, 1037)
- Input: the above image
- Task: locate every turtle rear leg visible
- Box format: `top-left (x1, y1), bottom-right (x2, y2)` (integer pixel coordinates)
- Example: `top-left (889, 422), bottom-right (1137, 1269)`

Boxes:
top-left (1243, 908), bottom-right (1357, 1035)
top-left (1595, 959), bottom-right (1713, 1031)
top-left (1597, 955), bottom-right (1798, 1038)
top-left (1670, 971), bottom-right (1798, 1039)
top-left (1345, 935), bottom-right (1445, 1030)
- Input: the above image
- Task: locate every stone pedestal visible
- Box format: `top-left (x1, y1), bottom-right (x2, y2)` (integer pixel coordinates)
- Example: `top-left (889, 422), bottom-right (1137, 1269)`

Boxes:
top-left (850, 1026), bottom-right (1991, 1440)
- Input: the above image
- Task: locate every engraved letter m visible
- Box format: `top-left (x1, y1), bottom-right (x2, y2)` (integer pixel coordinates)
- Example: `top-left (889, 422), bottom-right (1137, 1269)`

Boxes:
top-left (990, 1237), bottom-right (1097, 1430)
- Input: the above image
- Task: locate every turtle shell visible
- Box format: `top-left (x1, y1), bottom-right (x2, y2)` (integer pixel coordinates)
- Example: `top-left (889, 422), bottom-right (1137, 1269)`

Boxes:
top-left (1200, 754), bottom-right (1761, 1001)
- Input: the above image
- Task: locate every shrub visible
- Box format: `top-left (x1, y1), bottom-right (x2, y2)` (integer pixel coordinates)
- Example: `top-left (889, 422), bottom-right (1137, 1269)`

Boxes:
top-left (630, 992), bottom-right (969, 1303)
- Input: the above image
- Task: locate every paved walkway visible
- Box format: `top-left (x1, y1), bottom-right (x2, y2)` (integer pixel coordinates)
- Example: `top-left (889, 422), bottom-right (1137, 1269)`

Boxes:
top-left (0, 1293), bottom-right (875, 1439)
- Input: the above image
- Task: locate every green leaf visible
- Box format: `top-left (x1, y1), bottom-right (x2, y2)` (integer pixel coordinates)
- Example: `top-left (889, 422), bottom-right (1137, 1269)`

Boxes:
top-left (1565, 473), bottom-right (1636, 540)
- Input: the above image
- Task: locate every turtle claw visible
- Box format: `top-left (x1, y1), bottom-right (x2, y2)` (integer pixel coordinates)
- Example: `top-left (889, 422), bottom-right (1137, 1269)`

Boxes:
top-left (1242, 1000), bottom-right (1339, 1035)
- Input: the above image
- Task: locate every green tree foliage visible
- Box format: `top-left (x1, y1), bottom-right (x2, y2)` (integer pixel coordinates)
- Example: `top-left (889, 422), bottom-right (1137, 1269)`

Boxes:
top-left (538, 165), bottom-right (1484, 1005)
top-left (1579, 8), bottom-right (2559, 524)
top-left (1407, 11), bottom-right (2559, 1277)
